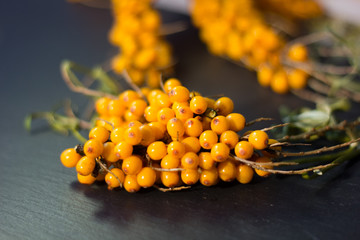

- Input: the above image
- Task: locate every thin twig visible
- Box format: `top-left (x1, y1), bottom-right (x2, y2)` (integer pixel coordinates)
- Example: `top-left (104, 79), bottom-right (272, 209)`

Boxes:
top-left (95, 157), bottom-right (123, 188)
top-left (280, 138), bottom-right (360, 157)
top-left (151, 167), bottom-right (185, 172)
top-left (159, 21), bottom-right (188, 35)
top-left (153, 185), bottom-right (191, 192)
top-left (121, 69), bottom-right (145, 99)
top-left (291, 89), bottom-right (326, 103)
top-left (245, 118), bottom-right (274, 127)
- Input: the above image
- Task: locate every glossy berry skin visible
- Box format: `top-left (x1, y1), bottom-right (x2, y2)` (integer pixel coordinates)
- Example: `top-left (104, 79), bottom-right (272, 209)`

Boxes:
top-left (148, 122), bottom-right (166, 140)
top-left (108, 99), bottom-right (126, 117)
top-left (122, 155), bottom-right (143, 175)
top-left (211, 115), bottom-right (229, 135)
top-left (181, 137), bottom-right (201, 153)
top-left (167, 141), bottom-right (185, 158)
top-left (84, 139), bottom-right (104, 158)
top-left (124, 175), bottom-right (141, 193)
top-left (234, 141), bottom-right (254, 159)
top-left (163, 78), bottom-right (182, 94)
top-left (214, 97), bottom-right (234, 116)
top-left (199, 130), bottom-right (218, 149)
top-left (248, 130), bottom-right (269, 150)
top-left (226, 113), bottom-right (246, 132)
top-left (181, 152), bottom-right (200, 169)
top-left (271, 70), bottom-right (289, 94)
top-left (139, 124), bottom-right (156, 146)
top-left (161, 171), bottom-right (180, 188)
top-left (184, 118), bottom-right (203, 137)
top-left (288, 43), bottom-right (308, 62)
top-left (254, 156), bottom-right (273, 177)
top-left (114, 141), bottom-right (133, 160)
top-left (95, 97), bottom-right (110, 116)
top-left (236, 164), bottom-right (254, 184)
top-left (200, 167), bottom-right (219, 187)
top-left (119, 90), bottom-right (139, 107)
top-left (211, 143), bottom-right (230, 162)
top-left (76, 156), bottom-right (96, 176)
top-left (129, 99), bottom-right (148, 116)
top-left (181, 168), bottom-right (200, 185)
top-left (105, 168), bottom-right (125, 189)
top-left (168, 86), bottom-right (190, 103)
top-left (257, 64), bottom-right (273, 87)
top-left (110, 127), bottom-right (125, 144)
top-left (89, 126), bottom-right (110, 143)
top-left (144, 105), bottom-right (160, 122)
top-left (157, 107), bottom-right (175, 125)
top-left (60, 148), bottom-right (81, 168)
top-left (288, 69), bottom-right (308, 89)
top-left (220, 130), bottom-right (239, 149)
top-left (199, 152), bottom-right (215, 170)
top-left (123, 126), bottom-right (143, 146)
top-left (167, 118), bottom-right (185, 139)
top-left (147, 141), bottom-right (167, 160)
top-left (217, 160), bottom-right (237, 182)
top-left (137, 167), bottom-right (157, 188)
top-left (77, 173), bottom-right (96, 185)
top-left (175, 106), bottom-right (194, 122)
top-left (190, 96), bottom-right (208, 114)
top-left (161, 154), bottom-right (180, 169)
top-left (102, 142), bottom-right (118, 163)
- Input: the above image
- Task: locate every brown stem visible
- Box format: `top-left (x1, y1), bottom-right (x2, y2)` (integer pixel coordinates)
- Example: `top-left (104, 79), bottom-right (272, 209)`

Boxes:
top-left (121, 69), bottom-right (145, 100)
top-left (95, 157), bottom-right (123, 188)
top-left (159, 21), bottom-right (188, 35)
top-left (151, 167), bottom-right (185, 172)
top-left (291, 89), bottom-right (326, 103)
top-left (153, 185), bottom-right (191, 192)
top-left (245, 117), bottom-right (274, 127)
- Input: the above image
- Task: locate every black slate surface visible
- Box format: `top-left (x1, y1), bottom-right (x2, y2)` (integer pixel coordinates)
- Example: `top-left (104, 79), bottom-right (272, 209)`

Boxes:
top-left (0, 1), bottom-right (359, 240)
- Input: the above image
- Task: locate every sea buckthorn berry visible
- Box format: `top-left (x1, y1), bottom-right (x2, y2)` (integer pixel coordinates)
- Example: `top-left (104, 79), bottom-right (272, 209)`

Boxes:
top-left (147, 89), bottom-right (163, 105)
top-left (184, 118), bottom-right (203, 137)
top-left (181, 137), bottom-right (201, 153)
top-left (200, 167), bottom-right (219, 187)
top-left (181, 152), bottom-right (200, 169)
top-left (147, 141), bottom-right (167, 160)
top-left (157, 107), bottom-right (175, 125)
top-left (123, 126), bottom-right (143, 145)
top-left (108, 99), bottom-right (126, 117)
top-left (95, 116), bottom-right (113, 131)
top-left (122, 155), bottom-right (143, 175)
top-left (119, 90), bottom-right (139, 107)
top-left (114, 141), bottom-right (133, 160)
top-left (152, 162), bottom-right (162, 184)
top-left (76, 156), bottom-right (96, 176)
top-left (134, 48), bottom-right (157, 69)
top-left (89, 126), bottom-right (110, 143)
top-left (262, 139), bottom-right (281, 158)
top-left (175, 106), bottom-right (194, 122)
top-left (181, 168), bottom-right (200, 185)
top-left (214, 97), bottom-right (234, 116)
top-left (204, 97), bottom-right (216, 109)
top-left (190, 96), bottom-right (208, 114)
top-left (288, 43), bottom-right (308, 62)
top-left (126, 120), bottom-right (143, 128)
top-left (288, 69), bottom-right (308, 89)
top-left (211, 115), bottom-right (229, 135)
top-left (271, 70), bottom-right (289, 94)
top-left (226, 113), bottom-right (246, 132)
top-left (144, 105), bottom-right (160, 122)
top-left (211, 143), bottom-right (230, 162)
top-left (161, 171), bottom-right (180, 188)
top-left (84, 139), bottom-right (104, 158)
top-left (139, 124), bottom-right (155, 146)
top-left (236, 164), bottom-right (254, 184)
top-left (95, 97), bottom-right (110, 116)
top-left (102, 142), bottom-right (118, 163)
top-left (257, 65), bottom-right (273, 87)
top-left (161, 154), bottom-right (180, 169)
top-left (167, 141), bottom-right (186, 158)
top-left (124, 175), bottom-right (141, 193)
top-left (217, 160), bottom-right (237, 182)
top-left (169, 86), bottom-right (190, 103)
top-left (235, 141), bottom-right (254, 159)
top-left (199, 130), bottom-right (218, 149)
top-left (60, 148), bottom-right (81, 168)
top-left (109, 116), bottom-right (123, 128)
top-left (198, 153), bottom-right (215, 170)
top-left (146, 69), bottom-right (161, 89)
top-left (77, 173), bottom-right (96, 185)
top-left (220, 130), bottom-right (239, 149)
top-left (124, 110), bottom-right (141, 122)
top-left (155, 93), bottom-right (172, 108)
top-left (148, 122), bottom-right (166, 140)
top-left (129, 99), bottom-right (148, 116)
top-left (105, 168), bottom-right (125, 190)
top-left (163, 78), bottom-right (182, 94)
top-left (248, 130), bottom-right (269, 150)
top-left (137, 167), bottom-right (157, 188)
top-left (172, 101), bottom-right (189, 111)
top-left (254, 156), bottom-right (273, 177)
top-left (140, 87), bottom-right (151, 98)
top-left (167, 118), bottom-right (185, 139)
top-left (110, 127), bottom-right (125, 144)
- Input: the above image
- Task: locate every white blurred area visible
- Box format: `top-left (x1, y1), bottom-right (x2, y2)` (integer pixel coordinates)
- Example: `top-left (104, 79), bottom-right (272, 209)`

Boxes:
top-left (155, 0), bottom-right (360, 25)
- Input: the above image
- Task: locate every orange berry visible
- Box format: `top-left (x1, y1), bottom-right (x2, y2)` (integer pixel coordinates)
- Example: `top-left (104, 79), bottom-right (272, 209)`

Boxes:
top-left (114, 141), bottom-right (133, 160)
top-left (217, 160), bottom-right (237, 182)
top-left (234, 141), bottom-right (254, 159)
top-left (254, 156), bottom-right (273, 177)
top-left (211, 115), bottom-right (229, 135)
top-left (124, 175), bottom-right (141, 193)
top-left (248, 130), bottom-right (269, 150)
top-left (236, 164), bottom-right (254, 184)
top-left (147, 141), bottom-right (167, 160)
top-left (161, 171), bottom-right (180, 188)
top-left (181, 152), bottom-right (200, 169)
top-left (83, 139), bottom-right (103, 158)
top-left (77, 173), bottom-right (96, 185)
top-left (200, 167), bottom-right (219, 186)
top-left (161, 154), bottom-right (180, 169)
top-left (105, 168), bottom-right (125, 189)
top-left (190, 96), bottom-right (208, 114)
top-left (122, 155), bottom-right (143, 175)
top-left (226, 113), bottom-right (246, 132)
top-left (220, 130), bottom-right (239, 149)
top-left (60, 148), bottom-right (81, 168)
top-left (184, 118), bottom-right (203, 137)
top-left (181, 137), bottom-right (201, 153)
top-left (137, 167), bottom-right (157, 188)
top-left (163, 78), bottom-right (182, 94)
top-left (167, 141), bottom-right (186, 158)
top-left (199, 130), bottom-right (218, 149)
top-left (199, 152), bottom-right (215, 170)
top-left (123, 126), bottom-right (143, 145)
top-left (181, 168), bottom-right (200, 185)
top-left (211, 143), bottom-right (230, 162)
top-left (76, 156), bottom-right (96, 176)
top-left (169, 86), bottom-right (190, 103)
top-left (167, 118), bottom-right (185, 139)
top-left (89, 126), bottom-right (110, 143)
top-left (214, 97), bottom-right (234, 116)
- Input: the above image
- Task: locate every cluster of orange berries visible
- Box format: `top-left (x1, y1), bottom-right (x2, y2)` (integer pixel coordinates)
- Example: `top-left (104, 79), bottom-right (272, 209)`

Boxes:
top-left (191, 0), bottom-right (311, 94)
top-left (108, 0), bottom-right (172, 87)
top-left (60, 78), bottom-right (279, 192)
